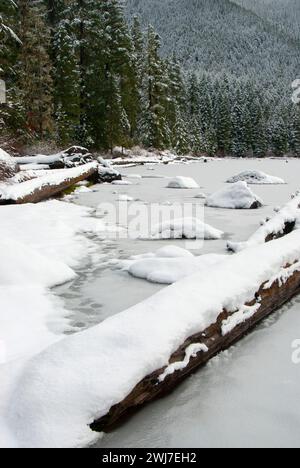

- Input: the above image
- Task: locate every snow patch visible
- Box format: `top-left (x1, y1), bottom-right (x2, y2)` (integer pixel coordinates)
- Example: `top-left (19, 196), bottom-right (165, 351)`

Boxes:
top-left (144, 217), bottom-right (223, 240)
top-left (167, 176), bottom-right (199, 189)
top-left (158, 343), bottom-right (209, 383)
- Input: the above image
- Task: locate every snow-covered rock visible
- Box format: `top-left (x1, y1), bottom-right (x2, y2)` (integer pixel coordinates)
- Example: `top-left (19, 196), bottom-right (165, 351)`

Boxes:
top-left (205, 182), bottom-right (263, 209)
top-left (226, 170), bottom-right (285, 185)
top-left (144, 217), bottom-right (223, 240)
top-left (0, 148), bottom-right (19, 181)
top-left (194, 192), bottom-right (206, 199)
top-left (124, 252), bottom-right (227, 284)
top-left (167, 176), bottom-right (199, 189)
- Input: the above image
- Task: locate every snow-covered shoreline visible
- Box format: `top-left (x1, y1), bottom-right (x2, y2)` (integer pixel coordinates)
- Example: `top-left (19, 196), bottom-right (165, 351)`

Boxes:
top-left (6, 229), bottom-right (300, 448)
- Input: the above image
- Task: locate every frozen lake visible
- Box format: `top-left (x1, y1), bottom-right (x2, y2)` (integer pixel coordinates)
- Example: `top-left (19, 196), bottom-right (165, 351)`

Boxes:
top-left (55, 158), bottom-right (300, 448)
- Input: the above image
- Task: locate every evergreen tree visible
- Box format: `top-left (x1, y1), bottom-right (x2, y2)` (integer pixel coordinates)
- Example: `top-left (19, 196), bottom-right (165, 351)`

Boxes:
top-left (17, 0), bottom-right (53, 138)
top-left (143, 25), bottom-right (170, 149)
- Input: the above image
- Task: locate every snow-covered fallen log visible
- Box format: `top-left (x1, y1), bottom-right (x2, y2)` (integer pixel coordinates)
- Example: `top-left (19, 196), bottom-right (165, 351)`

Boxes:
top-left (0, 162), bottom-right (98, 204)
top-left (228, 193), bottom-right (300, 252)
top-left (14, 146), bottom-right (93, 169)
top-left (9, 229), bottom-right (300, 447)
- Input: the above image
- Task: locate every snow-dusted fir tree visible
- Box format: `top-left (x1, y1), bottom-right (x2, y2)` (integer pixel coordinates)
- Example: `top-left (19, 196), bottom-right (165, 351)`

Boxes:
top-left (52, 0), bottom-right (81, 144)
top-left (142, 25), bottom-right (170, 149)
top-left (18, 0), bottom-right (53, 137)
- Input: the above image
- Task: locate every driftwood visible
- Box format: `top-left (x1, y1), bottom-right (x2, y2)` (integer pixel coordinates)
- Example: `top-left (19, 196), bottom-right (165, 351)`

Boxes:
top-left (0, 164), bottom-right (98, 205)
top-left (91, 262), bottom-right (300, 432)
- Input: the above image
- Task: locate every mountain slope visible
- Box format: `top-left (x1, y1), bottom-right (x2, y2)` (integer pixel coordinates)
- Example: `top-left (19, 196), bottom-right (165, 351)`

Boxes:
top-left (235, 0), bottom-right (300, 39)
top-left (125, 0), bottom-right (300, 87)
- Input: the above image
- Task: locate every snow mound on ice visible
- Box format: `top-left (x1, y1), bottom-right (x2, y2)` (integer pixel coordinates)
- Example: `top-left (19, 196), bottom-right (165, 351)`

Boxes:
top-left (167, 176), bottom-right (199, 189)
top-left (125, 252), bottom-right (227, 284)
top-left (117, 194), bottom-right (134, 202)
top-left (111, 180), bottom-right (133, 186)
top-left (205, 182), bottom-right (263, 209)
top-left (143, 217), bottom-right (223, 240)
top-left (226, 170), bottom-right (285, 185)
top-left (194, 193), bottom-right (206, 199)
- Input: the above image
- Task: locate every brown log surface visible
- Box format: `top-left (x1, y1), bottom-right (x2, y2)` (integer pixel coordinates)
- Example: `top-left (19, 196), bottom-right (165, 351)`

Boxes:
top-left (91, 264), bottom-right (300, 433)
top-left (0, 164), bottom-right (97, 205)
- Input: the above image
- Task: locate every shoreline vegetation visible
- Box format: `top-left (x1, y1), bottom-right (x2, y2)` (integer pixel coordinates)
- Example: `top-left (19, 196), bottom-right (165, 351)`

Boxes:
top-left (1, 0), bottom-right (300, 159)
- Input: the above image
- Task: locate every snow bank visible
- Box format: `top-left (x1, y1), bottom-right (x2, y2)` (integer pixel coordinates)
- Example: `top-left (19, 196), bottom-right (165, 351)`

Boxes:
top-left (228, 193), bottom-right (300, 252)
top-left (0, 199), bottom-right (115, 446)
top-left (143, 217), bottom-right (223, 240)
top-left (119, 247), bottom-right (226, 284)
top-left (226, 170), bottom-right (285, 185)
top-left (0, 237), bottom-right (76, 288)
top-left (0, 200), bottom-right (103, 267)
top-left (167, 176), bottom-right (199, 189)
top-left (8, 229), bottom-right (300, 448)
top-left (205, 182), bottom-right (263, 209)
top-left (0, 162), bottom-right (98, 202)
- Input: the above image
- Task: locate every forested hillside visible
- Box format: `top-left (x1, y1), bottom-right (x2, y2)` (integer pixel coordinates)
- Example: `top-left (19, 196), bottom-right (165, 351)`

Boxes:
top-left (235, 0), bottom-right (300, 39)
top-left (0, 0), bottom-right (300, 157)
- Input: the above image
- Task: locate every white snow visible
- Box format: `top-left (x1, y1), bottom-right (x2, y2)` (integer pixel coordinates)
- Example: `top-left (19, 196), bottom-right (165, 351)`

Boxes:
top-left (158, 343), bottom-right (209, 382)
top-left (7, 229), bottom-right (300, 448)
top-left (0, 237), bottom-right (76, 288)
top-left (228, 193), bottom-right (300, 252)
top-left (221, 303), bottom-right (261, 336)
top-left (194, 193), bottom-right (207, 199)
top-left (120, 249), bottom-right (226, 284)
top-left (226, 170), bottom-right (285, 185)
top-left (167, 176), bottom-right (199, 189)
top-left (205, 181), bottom-right (263, 209)
top-left (111, 180), bottom-right (133, 186)
top-left (0, 162), bottom-right (98, 201)
top-left (0, 148), bottom-right (16, 166)
top-left (0, 198), bottom-right (118, 447)
top-left (144, 217), bottom-right (224, 240)
top-left (117, 194), bottom-right (134, 202)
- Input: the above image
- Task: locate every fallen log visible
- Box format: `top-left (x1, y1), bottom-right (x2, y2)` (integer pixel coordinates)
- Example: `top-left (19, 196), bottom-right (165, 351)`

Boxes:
top-left (91, 232), bottom-right (300, 432)
top-left (227, 193), bottom-right (300, 252)
top-left (0, 162), bottom-right (98, 204)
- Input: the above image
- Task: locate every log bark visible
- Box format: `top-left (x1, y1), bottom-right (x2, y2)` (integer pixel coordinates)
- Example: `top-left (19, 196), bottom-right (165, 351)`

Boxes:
top-left (91, 263), bottom-right (300, 433)
top-left (0, 164), bottom-right (98, 205)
